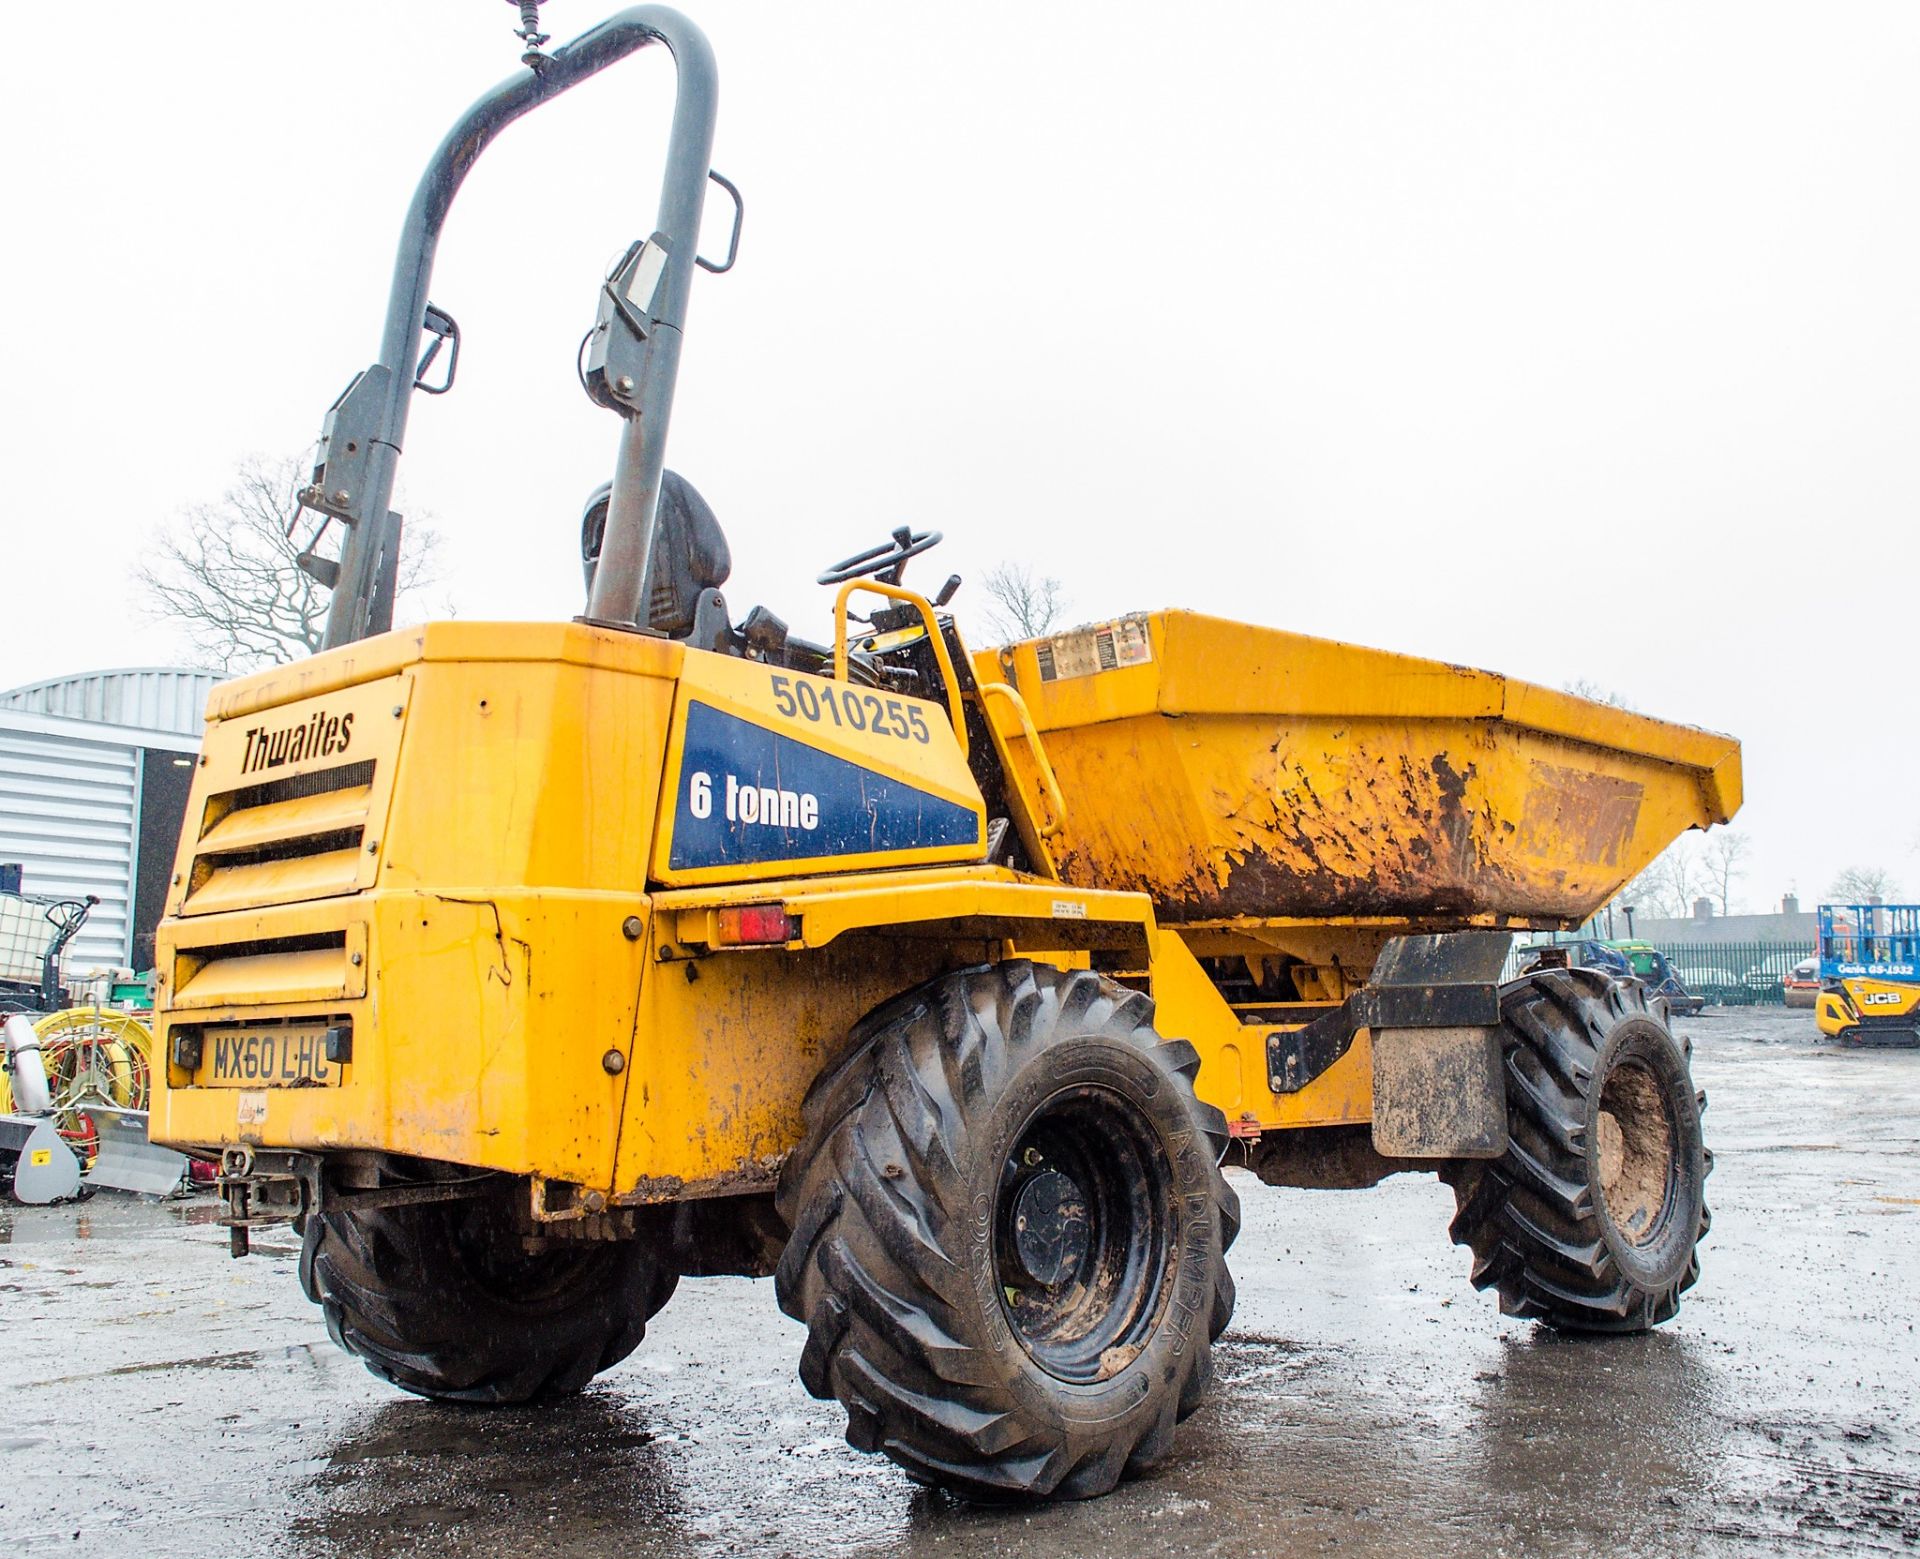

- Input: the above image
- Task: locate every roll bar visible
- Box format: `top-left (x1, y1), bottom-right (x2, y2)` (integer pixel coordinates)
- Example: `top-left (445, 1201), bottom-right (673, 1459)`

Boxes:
top-left (309, 6), bottom-right (718, 648)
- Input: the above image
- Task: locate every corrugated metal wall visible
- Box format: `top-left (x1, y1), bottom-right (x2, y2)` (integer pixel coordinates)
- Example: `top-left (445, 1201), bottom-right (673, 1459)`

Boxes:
top-left (0, 667), bottom-right (216, 739)
top-left (0, 668), bottom-right (214, 977)
top-left (0, 726), bottom-right (138, 970)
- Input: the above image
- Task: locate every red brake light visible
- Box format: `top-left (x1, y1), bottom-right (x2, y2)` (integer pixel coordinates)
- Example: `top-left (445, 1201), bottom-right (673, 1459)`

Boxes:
top-left (714, 905), bottom-right (798, 946)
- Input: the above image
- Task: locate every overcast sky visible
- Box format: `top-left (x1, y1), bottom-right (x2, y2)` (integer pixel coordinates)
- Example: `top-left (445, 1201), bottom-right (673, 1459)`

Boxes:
top-left (6, 3), bottom-right (1916, 911)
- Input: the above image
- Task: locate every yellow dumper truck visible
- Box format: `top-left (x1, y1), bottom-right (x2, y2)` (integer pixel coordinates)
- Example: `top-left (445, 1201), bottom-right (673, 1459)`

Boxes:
top-left (150, 7), bottom-right (1741, 1501)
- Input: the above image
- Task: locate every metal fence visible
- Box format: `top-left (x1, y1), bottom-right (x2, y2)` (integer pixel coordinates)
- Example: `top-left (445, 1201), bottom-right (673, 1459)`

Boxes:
top-left (1499, 936), bottom-right (1816, 1006)
top-left (1655, 940), bottom-right (1815, 1007)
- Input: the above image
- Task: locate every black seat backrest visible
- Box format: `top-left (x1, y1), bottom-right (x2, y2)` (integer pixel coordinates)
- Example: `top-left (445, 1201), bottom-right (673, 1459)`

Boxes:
top-left (578, 470), bottom-right (732, 637)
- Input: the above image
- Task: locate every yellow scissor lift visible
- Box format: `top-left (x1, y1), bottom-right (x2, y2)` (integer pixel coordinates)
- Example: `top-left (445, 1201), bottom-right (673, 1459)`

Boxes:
top-left (150, 6), bottom-right (1741, 1502)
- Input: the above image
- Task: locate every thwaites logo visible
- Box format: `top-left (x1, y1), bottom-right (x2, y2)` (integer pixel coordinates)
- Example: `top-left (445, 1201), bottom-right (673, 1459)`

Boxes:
top-left (240, 709), bottom-right (354, 774)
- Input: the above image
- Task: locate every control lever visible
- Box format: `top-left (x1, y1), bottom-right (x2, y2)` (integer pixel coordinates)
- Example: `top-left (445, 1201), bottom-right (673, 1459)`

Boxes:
top-left (740, 605), bottom-right (790, 658)
top-left (739, 606), bottom-right (830, 670)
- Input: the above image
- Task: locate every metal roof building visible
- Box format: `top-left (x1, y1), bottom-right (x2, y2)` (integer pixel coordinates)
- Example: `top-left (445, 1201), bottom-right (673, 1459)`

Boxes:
top-left (0, 667), bottom-right (217, 971)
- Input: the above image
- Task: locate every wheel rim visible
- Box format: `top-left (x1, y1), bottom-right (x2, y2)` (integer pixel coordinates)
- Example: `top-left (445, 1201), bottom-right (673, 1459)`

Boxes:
top-left (1595, 1060), bottom-right (1676, 1247)
top-left (993, 1085), bottom-right (1171, 1383)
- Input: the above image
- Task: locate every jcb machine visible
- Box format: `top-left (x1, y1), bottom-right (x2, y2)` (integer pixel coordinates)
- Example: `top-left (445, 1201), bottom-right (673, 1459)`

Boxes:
top-left (1814, 903), bottom-right (1920, 1045)
top-left (152, 8), bottom-right (1741, 1500)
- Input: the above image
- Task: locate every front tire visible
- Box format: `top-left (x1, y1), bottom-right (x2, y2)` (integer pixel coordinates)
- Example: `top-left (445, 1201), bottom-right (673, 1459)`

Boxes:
top-left (774, 961), bottom-right (1239, 1500)
top-left (1442, 967), bottom-right (1711, 1332)
top-left (300, 1178), bottom-right (677, 1403)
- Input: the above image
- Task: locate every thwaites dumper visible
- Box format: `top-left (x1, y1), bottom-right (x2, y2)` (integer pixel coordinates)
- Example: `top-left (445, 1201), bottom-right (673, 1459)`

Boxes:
top-left (152, 7), bottom-right (1743, 1500)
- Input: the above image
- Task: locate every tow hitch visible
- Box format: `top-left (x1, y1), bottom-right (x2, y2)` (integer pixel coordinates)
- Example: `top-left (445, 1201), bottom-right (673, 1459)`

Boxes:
top-left (218, 1148), bottom-right (316, 1257)
top-left (219, 1147), bottom-right (497, 1256)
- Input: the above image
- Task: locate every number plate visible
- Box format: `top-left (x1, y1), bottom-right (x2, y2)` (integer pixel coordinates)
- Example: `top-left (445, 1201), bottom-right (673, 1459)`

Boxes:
top-left (200, 1024), bottom-right (341, 1087)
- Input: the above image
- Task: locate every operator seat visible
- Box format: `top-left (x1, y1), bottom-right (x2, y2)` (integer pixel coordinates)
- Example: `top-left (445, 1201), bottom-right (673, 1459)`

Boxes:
top-left (579, 470), bottom-right (732, 640)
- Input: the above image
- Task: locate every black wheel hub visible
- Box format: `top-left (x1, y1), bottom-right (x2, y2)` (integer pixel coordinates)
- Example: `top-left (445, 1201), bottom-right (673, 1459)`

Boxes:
top-left (1010, 1168), bottom-right (1090, 1286)
top-left (993, 1087), bottom-right (1171, 1383)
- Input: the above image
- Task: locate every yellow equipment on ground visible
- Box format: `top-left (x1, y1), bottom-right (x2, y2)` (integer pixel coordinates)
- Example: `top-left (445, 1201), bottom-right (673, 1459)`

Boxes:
top-left (1817, 979), bottom-right (1920, 1042)
top-left (150, 7), bottom-right (1742, 1502)
top-left (33, 1008), bottom-right (151, 1165)
top-left (1811, 903), bottom-right (1919, 1046)
top-left (2, 1009), bottom-right (151, 1119)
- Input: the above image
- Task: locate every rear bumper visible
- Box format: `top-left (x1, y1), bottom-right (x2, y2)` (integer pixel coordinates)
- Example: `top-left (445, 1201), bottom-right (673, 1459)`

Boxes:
top-left (151, 888), bottom-right (648, 1187)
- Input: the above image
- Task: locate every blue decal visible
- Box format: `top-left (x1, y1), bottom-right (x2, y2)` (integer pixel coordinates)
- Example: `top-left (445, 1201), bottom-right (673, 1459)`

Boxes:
top-left (670, 700), bottom-right (980, 870)
top-left (1818, 903), bottom-right (1920, 984)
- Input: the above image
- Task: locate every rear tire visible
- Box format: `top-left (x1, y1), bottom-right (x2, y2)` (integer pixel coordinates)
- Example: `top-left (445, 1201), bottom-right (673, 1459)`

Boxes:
top-left (300, 1178), bottom-right (677, 1403)
top-left (1441, 967), bottom-right (1711, 1332)
top-left (774, 961), bottom-right (1239, 1501)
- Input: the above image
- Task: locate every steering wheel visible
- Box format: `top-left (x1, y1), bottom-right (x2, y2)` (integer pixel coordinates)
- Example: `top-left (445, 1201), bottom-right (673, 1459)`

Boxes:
top-left (45, 897), bottom-right (97, 935)
top-left (817, 525), bottom-right (944, 586)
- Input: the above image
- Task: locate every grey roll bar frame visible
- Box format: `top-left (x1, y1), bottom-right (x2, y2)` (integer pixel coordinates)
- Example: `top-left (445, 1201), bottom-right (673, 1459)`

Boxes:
top-left (313, 5), bottom-right (717, 649)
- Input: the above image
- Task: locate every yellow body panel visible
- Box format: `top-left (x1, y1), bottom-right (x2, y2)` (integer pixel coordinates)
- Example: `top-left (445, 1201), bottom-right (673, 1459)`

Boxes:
top-left (1145, 930), bottom-right (1375, 1131)
top-left (612, 919), bottom-right (973, 1199)
top-left (1816, 991), bottom-right (1846, 1035)
top-left (651, 648), bottom-right (984, 887)
top-left (157, 890), bottom-right (650, 1185)
top-left (176, 672), bottom-right (411, 917)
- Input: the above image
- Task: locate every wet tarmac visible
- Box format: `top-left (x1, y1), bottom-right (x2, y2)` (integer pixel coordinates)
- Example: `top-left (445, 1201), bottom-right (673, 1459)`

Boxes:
top-left (2, 1008), bottom-right (1915, 1558)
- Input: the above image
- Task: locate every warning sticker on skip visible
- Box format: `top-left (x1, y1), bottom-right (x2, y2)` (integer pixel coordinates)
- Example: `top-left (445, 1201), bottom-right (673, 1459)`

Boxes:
top-left (1034, 615), bottom-right (1153, 682)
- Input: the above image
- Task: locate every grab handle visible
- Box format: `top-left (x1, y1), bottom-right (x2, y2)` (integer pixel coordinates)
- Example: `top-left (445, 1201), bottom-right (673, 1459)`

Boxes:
top-left (978, 682), bottom-right (1067, 838)
top-left (832, 581), bottom-right (969, 760)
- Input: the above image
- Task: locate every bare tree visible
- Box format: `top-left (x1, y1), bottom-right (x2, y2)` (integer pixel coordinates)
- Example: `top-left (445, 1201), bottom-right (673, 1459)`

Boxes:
top-left (1828, 865), bottom-right (1900, 903)
top-left (1703, 830), bottom-right (1750, 916)
top-left (135, 455), bottom-right (443, 674)
top-left (977, 561), bottom-right (1067, 642)
top-left (1563, 678), bottom-right (1636, 711)
top-left (1618, 836), bottom-right (1709, 920)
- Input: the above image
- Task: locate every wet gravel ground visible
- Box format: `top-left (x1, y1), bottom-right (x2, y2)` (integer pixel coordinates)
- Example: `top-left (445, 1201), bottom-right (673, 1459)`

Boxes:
top-left (2, 1008), bottom-right (1916, 1558)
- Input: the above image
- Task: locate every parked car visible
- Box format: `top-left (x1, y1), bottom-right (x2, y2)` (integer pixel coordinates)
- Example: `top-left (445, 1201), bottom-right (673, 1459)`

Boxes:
top-left (1674, 964), bottom-right (1743, 995)
top-left (1743, 951), bottom-right (1803, 991)
top-left (1783, 957), bottom-right (1820, 1009)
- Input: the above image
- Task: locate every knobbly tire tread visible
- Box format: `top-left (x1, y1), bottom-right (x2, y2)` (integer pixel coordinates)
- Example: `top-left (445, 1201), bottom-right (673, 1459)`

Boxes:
top-left (774, 961), bottom-right (1239, 1501)
top-left (1441, 967), bottom-right (1712, 1333)
top-left (300, 1182), bottom-right (677, 1403)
